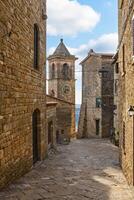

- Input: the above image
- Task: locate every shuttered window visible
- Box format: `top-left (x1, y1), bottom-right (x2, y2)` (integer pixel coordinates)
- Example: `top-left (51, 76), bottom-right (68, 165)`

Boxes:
top-left (52, 63), bottom-right (55, 78)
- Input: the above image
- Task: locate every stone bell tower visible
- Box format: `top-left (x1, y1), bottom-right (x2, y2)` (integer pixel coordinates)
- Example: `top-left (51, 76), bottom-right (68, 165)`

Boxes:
top-left (47, 39), bottom-right (77, 137)
top-left (47, 39), bottom-right (77, 104)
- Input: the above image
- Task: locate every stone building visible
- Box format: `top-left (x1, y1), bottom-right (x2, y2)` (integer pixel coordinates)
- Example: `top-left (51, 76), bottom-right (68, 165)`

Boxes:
top-left (46, 101), bottom-right (57, 149)
top-left (118, 0), bottom-right (134, 185)
top-left (0, 0), bottom-right (47, 188)
top-left (78, 50), bottom-right (114, 138)
top-left (47, 95), bottom-right (74, 143)
top-left (47, 39), bottom-right (77, 139)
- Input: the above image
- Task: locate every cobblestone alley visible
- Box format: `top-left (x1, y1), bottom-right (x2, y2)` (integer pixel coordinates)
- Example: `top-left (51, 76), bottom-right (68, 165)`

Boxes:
top-left (0, 139), bottom-right (134, 200)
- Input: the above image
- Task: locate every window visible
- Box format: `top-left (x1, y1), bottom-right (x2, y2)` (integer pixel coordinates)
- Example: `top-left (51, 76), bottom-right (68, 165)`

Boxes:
top-left (102, 72), bottom-right (108, 78)
top-left (62, 63), bottom-right (69, 79)
top-left (34, 24), bottom-right (39, 69)
top-left (96, 97), bottom-right (101, 108)
top-left (52, 63), bottom-right (55, 78)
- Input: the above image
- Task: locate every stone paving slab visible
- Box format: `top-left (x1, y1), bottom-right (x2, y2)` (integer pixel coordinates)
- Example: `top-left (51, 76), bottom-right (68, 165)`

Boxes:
top-left (0, 139), bottom-right (134, 200)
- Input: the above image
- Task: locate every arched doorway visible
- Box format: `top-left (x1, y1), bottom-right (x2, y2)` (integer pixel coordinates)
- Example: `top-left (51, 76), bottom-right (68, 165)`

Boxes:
top-left (32, 109), bottom-right (40, 164)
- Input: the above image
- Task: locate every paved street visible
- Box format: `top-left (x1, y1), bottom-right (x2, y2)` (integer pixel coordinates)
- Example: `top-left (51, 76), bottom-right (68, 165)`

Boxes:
top-left (0, 139), bottom-right (134, 200)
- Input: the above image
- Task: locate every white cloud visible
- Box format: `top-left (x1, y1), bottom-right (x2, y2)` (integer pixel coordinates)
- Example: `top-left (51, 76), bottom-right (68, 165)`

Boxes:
top-left (47, 0), bottom-right (100, 36)
top-left (68, 33), bottom-right (118, 60)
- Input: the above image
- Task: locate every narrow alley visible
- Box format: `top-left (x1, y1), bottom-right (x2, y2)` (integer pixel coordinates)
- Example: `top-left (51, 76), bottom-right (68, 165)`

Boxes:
top-left (0, 139), bottom-right (133, 200)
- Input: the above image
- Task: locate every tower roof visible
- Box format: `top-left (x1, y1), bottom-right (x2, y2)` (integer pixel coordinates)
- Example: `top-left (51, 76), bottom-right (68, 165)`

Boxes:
top-left (47, 39), bottom-right (78, 61)
top-left (53, 39), bottom-right (71, 56)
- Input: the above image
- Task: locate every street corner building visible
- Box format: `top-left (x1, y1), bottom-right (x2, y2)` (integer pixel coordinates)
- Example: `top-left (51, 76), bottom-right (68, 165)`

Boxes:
top-left (118, 0), bottom-right (134, 185)
top-left (47, 39), bottom-right (78, 140)
top-left (0, 0), bottom-right (47, 188)
top-left (78, 50), bottom-right (114, 139)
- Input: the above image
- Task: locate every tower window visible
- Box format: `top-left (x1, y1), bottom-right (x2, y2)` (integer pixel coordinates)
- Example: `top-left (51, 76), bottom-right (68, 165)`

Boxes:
top-left (52, 63), bottom-right (55, 78)
top-left (62, 63), bottom-right (69, 79)
top-left (34, 24), bottom-right (39, 69)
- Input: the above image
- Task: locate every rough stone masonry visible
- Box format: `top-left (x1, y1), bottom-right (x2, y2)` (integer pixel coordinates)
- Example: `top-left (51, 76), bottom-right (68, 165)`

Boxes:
top-left (0, 0), bottom-right (47, 188)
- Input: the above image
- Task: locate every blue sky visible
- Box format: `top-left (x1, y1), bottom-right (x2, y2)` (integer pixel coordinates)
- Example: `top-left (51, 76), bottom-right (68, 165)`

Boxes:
top-left (47, 0), bottom-right (118, 104)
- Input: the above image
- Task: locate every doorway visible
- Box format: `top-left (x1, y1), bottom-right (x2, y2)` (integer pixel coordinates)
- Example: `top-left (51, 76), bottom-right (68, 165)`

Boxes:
top-left (96, 119), bottom-right (100, 136)
top-left (48, 121), bottom-right (53, 145)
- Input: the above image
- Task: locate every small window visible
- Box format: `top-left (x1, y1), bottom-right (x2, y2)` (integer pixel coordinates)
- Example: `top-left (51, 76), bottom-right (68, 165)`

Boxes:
top-left (96, 97), bottom-right (101, 108)
top-left (61, 130), bottom-right (64, 134)
top-left (34, 24), bottom-right (39, 69)
top-left (62, 63), bottom-right (69, 79)
top-left (52, 63), bottom-right (55, 78)
top-left (102, 72), bottom-right (108, 78)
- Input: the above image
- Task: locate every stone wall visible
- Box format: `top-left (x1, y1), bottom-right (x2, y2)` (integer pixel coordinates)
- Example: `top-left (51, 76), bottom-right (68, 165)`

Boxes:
top-left (0, 0), bottom-right (46, 188)
top-left (47, 95), bottom-right (75, 140)
top-left (118, 0), bottom-right (134, 185)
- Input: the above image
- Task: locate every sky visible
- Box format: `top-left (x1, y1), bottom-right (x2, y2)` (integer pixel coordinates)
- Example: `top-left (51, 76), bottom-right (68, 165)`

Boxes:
top-left (47, 0), bottom-right (118, 105)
